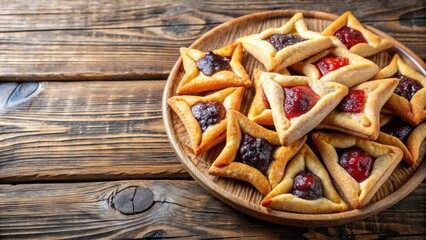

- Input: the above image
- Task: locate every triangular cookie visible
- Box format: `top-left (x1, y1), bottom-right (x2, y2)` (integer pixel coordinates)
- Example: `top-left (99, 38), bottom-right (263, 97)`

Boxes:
top-left (237, 12), bottom-right (333, 72)
top-left (167, 87), bottom-right (244, 156)
top-left (312, 132), bottom-right (403, 209)
top-left (176, 42), bottom-right (251, 94)
top-left (373, 54), bottom-right (426, 125)
top-left (317, 78), bottom-right (398, 140)
top-left (247, 68), bottom-right (290, 126)
top-left (208, 110), bottom-right (306, 195)
top-left (291, 47), bottom-right (380, 87)
top-left (322, 11), bottom-right (393, 57)
top-left (376, 116), bottom-right (426, 166)
top-left (261, 144), bottom-right (348, 213)
top-left (261, 72), bottom-right (348, 146)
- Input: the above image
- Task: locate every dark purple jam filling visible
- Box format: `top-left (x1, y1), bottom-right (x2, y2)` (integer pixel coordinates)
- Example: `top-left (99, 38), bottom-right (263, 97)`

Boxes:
top-left (381, 118), bottom-right (415, 143)
top-left (236, 134), bottom-right (274, 175)
top-left (191, 101), bottom-right (225, 132)
top-left (196, 51), bottom-right (231, 76)
top-left (266, 34), bottom-right (305, 51)
top-left (393, 73), bottom-right (423, 101)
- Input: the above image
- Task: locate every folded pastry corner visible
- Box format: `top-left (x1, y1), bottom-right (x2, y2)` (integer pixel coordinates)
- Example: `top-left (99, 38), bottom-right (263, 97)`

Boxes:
top-left (373, 54), bottom-right (426, 125)
top-left (261, 144), bottom-right (348, 214)
top-left (167, 87), bottom-right (245, 156)
top-left (208, 110), bottom-right (306, 195)
top-left (247, 68), bottom-right (290, 126)
top-left (317, 78), bottom-right (398, 140)
top-left (261, 72), bottom-right (348, 146)
top-left (237, 12), bottom-right (333, 72)
top-left (176, 42), bottom-right (251, 94)
top-left (312, 132), bottom-right (403, 209)
top-left (322, 11), bottom-right (393, 57)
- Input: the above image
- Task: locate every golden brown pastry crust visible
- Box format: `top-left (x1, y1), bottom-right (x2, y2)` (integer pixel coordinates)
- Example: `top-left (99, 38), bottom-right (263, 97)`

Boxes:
top-left (317, 78), bottom-right (398, 140)
top-left (312, 132), bottom-right (403, 209)
top-left (247, 68), bottom-right (290, 126)
top-left (261, 144), bottom-right (348, 213)
top-left (208, 110), bottom-right (306, 195)
top-left (322, 11), bottom-right (393, 57)
top-left (290, 47), bottom-right (380, 87)
top-left (167, 87), bottom-right (245, 156)
top-left (373, 54), bottom-right (426, 125)
top-left (176, 42), bottom-right (251, 94)
top-left (237, 12), bottom-right (333, 72)
top-left (261, 72), bottom-right (348, 146)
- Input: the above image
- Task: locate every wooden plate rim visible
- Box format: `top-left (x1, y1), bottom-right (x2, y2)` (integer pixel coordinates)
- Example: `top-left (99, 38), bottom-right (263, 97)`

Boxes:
top-left (162, 10), bottom-right (426, 227)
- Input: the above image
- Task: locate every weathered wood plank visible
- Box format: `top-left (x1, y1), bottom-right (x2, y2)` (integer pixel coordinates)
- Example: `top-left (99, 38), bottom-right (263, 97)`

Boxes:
top-left (0, 180), bottom-right (424, 239)
top-left (1, 1), bottom-right (424, 31)
top-left (0, 80), bottom-right (189, 183)
top-left (0, 0), bottom-right (424, 80)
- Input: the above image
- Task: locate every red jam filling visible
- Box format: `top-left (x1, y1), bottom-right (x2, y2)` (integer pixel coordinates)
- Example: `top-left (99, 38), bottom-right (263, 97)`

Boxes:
top-left (337, 147), bottom-right (374, 183)
top-left (236, 134), bottom-right (274, 175)
top-left (196, 51), bottom-right (231, 76)
top-left (338, 90), bottom-right (366, 113)
top-left (393, 73), bottom-right (423, 101)
top-left (292, 170), bottom-right (324, 200)
top-left (191, 101), bottom-right (226, 132)
top-left (315, 54), bottom-right (349, 76)
top-left (284, 86), bottom-right (320, 119)
top-left (381, 118), bottom-right (415, 143)
top-left (266, 34), bottom-right (305, 51)
top-left (334, 26), bottom-right (367, 49)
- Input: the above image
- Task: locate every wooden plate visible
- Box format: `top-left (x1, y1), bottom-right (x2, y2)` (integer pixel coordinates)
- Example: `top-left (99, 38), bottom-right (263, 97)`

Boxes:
top-left (162, 10), bottom-right (426, 227)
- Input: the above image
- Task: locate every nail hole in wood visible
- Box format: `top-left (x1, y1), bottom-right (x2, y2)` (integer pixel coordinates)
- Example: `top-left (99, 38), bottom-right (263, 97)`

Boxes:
top-left (112, 186), bottom-right (154, 215)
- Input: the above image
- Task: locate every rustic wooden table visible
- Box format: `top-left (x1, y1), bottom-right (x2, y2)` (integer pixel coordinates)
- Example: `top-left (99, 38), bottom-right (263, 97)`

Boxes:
top-left (0, 1), bottom-right (425, 239)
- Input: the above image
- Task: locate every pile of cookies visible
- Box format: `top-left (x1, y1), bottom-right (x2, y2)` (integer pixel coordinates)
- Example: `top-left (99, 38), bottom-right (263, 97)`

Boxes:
top-left (167, 11), bottom-right (426, 213)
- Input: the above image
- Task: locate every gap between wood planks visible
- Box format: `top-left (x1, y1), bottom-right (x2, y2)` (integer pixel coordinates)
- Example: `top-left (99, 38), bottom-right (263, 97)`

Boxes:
top-left (0, 17), bottom-right (422, 33)
top-left (0, 72), bottom-right (171, 81)
top-left (1, 175), bottom-right (194, 185)
top-left (0, 23), bottom-right (221, 33)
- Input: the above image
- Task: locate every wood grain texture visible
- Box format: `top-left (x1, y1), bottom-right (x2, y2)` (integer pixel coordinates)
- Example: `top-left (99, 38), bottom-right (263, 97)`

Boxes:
top-left (0, 0), bottom-right (424, 80)
top-left (0, 80), bottom-right (189, 183)
top-left (0, 180), bottom-right (424, 239)
top-left (0, 1), bottom-right (425, 237)
top-left (164, 9), bottom-right (426, 226)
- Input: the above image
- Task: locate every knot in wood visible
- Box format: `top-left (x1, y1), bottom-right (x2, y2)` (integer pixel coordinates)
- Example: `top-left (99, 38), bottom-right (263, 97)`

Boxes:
top-left (0, 83), bottom-right (18, 111)
top-left (7, 82), bottom-right (39, 108)
top-left (112, 186), bottom-right (154, 215)
top-left (160, 14), bottom-right (206, 37)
